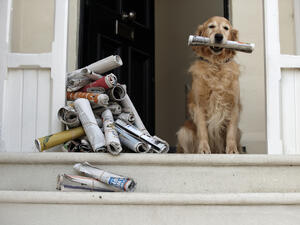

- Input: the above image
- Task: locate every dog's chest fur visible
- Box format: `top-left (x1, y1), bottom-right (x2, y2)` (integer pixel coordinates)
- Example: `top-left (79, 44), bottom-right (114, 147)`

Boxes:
top-left (190, 60), bottom-right (239, 122)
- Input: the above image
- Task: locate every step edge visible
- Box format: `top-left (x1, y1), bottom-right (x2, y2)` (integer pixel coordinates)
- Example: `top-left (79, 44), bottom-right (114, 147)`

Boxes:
top-left (1, 191), bottom-right (300, 205)
top-left (1, 153), bottom-right (300, 166)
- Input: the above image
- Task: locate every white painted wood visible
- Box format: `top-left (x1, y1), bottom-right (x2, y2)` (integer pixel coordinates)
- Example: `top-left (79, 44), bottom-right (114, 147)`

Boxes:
top-left (295, 69), bottom-right (300, 152)
top-left (21, 69), bottom-right (38, 152)
top-left (3, 70), bottom-right (23, 152)
top-left (264, 0), bottom-right (283, 154)
top-left (36, 70), bottom-right (51, 139)
top-left (281, 69), bottom-right (297, 154)
top-left (0, 0), bottom-right (12, 151)
top-left (264, 0), bottom-right (300, 154)
top-left (280, 55), bottom-right (300, 67)
top-left (0, 0), bottom-right (69, 152)
top-left (50, 0), bottom-right (68, 133)
top-left (7, 53), bottom-right (52, 69)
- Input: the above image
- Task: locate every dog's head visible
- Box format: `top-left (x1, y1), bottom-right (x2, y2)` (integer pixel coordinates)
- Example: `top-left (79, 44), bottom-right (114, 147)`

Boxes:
top-left (193, 16), bottom-right (238, 60)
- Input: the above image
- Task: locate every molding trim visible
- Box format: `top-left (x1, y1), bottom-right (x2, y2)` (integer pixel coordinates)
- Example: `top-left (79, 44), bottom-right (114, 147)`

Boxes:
top-left (1, 191), bottom-right (300, 205)
top-left (1, 153), bottom-right (300, 166)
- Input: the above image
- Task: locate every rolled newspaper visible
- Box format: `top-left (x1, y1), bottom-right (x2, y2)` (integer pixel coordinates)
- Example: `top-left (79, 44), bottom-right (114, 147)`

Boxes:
top-left (66, 69), bottom-right (103, 92)
top-left (121, 86), bottom-right (149, 135)
top-left (67, 55), bottom-right (122, 92)
top-left (73, 162), bottom-right (136, 192)
top-left (108, 102), bottom-right (122, 115)
top-left (116, 126), bottom-right (150, 153)
top-left (35, 127), bottom-right (85, 152)
top-left (67, 92), bottom-right (109, 106)
top-left (102, 109), bottom-right (122, 155)
top-left (57, 106), bottom-right (80, 128)
top-left (118, 112), bottom-right (135, 124)
top-left (107, 84), bottom-right (126, 101)
top-left (81, 73), bottom-right (117, 91)
top-left (57, 174), bottom-right (115, 192)
top-left (115, 119), bottom-right (169, 153)
top-left (188, 35), bottom-right (255, 53)
top-left (68, 55), bottom-right (123, 80)
top-left (61, 138), bottom-right (93, 152)
top-left (85, 55), bottom-right (123, 74)
top-left (86, 87), bottom-right (106, 94)
top-left (74, 98), bottom-right (106, 152)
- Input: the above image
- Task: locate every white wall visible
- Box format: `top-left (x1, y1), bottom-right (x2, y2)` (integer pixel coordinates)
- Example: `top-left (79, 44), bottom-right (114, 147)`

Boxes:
top-left (231, 0), bottom-right (266, 154)
top-left (11, 0), bottom-right (54, 53)
top-left (279, 0), bottom-right (296, 55)
top-left (155, 0), bottom-right (224, 147)
top-left (11, 0), bottom-right (79, 72)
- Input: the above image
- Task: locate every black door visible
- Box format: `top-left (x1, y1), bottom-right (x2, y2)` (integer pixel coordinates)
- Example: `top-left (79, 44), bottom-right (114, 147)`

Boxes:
top-left (78, 0), bottom-right (155, 134)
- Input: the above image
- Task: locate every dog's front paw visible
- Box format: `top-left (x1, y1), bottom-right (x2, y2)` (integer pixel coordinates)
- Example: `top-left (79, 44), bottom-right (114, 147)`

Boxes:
top-left (226, 141), bottom-right (239, 154)
top-left (197, 141), bottom-right (211, 154)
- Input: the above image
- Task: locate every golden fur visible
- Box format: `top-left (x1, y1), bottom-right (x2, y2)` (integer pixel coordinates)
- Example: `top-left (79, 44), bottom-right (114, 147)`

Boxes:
top-left (177, 16), bottom-right (241, 154)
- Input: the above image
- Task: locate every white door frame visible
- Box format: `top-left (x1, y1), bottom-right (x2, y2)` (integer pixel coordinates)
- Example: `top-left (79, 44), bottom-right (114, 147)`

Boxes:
top-left (264, 0), bottom-right (300, 154)
top-left (0, 0), bottom-right (68, 151)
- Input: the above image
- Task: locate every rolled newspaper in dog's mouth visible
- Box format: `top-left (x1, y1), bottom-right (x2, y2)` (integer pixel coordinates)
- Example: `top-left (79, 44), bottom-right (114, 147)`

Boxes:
top-left (57, 174), bottom-right (115, 192)
top-left (73, 162), bottom-right (136, 192)
top-left (115, 119), bottom-right (169, 153)
top-left (188, 35), bottom-right (255, 53)
top-left (35, 127), bottom-right (85, 152)
top-left (81, 73), bottom-right (117, 91)
top-left (107, 84), bottom-right (126, 101)
top-left (102, 109), bottom-right (122, 155)
top-left (57, 106), bottom-right (80, 128)
top-left (74, 98), bottom-right (106, 152)
top-left (67, 92), bottom-right (109, 106)
top-left (115, 126), bottom-right (150, 153)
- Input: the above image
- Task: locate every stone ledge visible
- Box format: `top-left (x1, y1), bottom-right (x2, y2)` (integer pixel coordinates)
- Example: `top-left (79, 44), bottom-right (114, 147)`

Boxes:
top-left (1, 191), bottom-right (300, 205)
top-left (1, 152), bottom-right (300, 166)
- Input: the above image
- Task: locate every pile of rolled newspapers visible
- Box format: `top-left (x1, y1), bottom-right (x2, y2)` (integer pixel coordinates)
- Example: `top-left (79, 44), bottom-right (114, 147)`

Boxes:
top-left (35, 55), bottom-right (169, 154)
top-left (57, 162), bottom-right (136, 192)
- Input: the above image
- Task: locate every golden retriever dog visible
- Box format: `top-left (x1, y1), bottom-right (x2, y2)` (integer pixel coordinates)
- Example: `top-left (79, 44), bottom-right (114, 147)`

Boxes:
top-left (177, 16), bottom-right (241, 154)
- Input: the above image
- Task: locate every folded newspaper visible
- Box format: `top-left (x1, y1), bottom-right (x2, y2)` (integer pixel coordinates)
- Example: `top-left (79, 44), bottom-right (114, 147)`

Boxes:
top-left (57, 174), bottom-right (115, 192)
top-left (73, 162), bottom-right (136, 192)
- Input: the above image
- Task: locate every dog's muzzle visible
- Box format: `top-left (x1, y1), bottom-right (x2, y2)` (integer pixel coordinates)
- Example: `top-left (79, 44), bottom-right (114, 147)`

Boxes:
top-left (210, 33), bottom-right (224, 53)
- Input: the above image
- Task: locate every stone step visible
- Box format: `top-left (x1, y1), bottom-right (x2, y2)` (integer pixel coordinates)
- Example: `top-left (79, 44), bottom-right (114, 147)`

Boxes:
top-left (1, 191), bottom-right (300, 225)
top-left (1, 153), bottom-right (300, 193)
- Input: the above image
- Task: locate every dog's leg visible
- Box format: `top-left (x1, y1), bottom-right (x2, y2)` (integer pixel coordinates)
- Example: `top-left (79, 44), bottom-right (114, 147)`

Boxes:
top-left (176, 125), bottom-right (196, 153)
top-left (226, 81), bottom-right (240, 154)
top-left (191, 105), bottom-right (211, 154)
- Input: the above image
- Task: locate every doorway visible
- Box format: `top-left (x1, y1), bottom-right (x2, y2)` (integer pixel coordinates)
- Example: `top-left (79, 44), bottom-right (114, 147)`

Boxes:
top-left (78, 0), bottom-right (228, 145)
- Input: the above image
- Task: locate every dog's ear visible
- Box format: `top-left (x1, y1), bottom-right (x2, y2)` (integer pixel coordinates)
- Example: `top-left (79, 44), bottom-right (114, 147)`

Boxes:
top-left (230, 29), bottom-right (239, 41)
top-left (195, 25), bottom-right (204, 36)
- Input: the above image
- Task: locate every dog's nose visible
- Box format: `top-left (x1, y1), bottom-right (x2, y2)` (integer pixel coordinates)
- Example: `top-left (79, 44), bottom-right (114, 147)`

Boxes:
top-left (214, 33), bottom-right (223, 43)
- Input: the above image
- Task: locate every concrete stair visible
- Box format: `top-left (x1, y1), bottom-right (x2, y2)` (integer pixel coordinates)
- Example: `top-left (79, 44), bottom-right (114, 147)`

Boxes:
top-left (1, 153), bottom-right (300, 225)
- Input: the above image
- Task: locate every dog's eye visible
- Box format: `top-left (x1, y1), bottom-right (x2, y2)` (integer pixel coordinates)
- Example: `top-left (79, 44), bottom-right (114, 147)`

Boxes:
top-left (223, 26), bottom-right (229, 30)
top-left (208, 25), bottom-right (215, 29)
